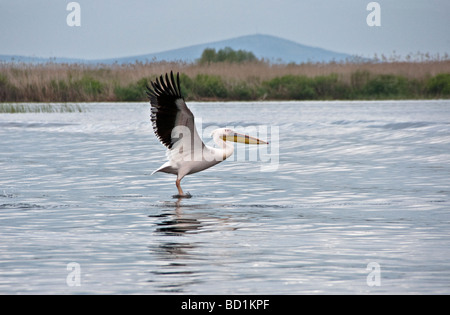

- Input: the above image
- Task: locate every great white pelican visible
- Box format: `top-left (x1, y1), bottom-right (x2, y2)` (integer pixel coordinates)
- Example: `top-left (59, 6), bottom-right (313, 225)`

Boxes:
top-left (146, 71), bottom-right (268, 197)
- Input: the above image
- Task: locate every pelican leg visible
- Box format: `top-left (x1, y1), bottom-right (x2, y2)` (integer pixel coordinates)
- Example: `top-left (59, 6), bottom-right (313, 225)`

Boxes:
top-left (174, 178), bottom-right (191, 198)
top-left (176, 179), bottom-right (184, 195)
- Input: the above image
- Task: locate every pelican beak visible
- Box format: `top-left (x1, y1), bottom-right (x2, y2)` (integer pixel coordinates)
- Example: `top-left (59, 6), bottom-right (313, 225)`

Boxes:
top-left (223, 132), bottom-right (269, 144)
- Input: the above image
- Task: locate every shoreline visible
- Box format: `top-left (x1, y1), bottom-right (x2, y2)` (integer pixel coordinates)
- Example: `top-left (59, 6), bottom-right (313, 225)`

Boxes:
top-left (1, 60), bottom-right (449, 102)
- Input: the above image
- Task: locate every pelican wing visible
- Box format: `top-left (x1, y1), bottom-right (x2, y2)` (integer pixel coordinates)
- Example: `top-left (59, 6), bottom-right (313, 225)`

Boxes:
top-left (146, 71), bottom-right (204, 152)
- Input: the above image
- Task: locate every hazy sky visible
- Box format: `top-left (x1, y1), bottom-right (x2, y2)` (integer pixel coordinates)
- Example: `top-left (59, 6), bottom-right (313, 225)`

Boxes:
top-left (1, 0), bottom-right (449, 59)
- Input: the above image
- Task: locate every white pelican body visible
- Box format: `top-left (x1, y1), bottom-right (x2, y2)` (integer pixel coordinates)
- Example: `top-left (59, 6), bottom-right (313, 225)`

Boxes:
top-left (147, 72), bottom-right (267, 197)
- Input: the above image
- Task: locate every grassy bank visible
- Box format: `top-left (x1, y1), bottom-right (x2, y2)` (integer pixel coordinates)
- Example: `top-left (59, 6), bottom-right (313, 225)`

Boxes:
top-left (0, 103), bottom-right (84, 113)
top-left (1, 60), bottom-right (450, 102)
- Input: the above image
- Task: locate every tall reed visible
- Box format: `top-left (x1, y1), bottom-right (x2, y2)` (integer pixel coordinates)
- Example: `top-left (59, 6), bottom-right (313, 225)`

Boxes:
top-left (1, 60), bottom-right (449, 102)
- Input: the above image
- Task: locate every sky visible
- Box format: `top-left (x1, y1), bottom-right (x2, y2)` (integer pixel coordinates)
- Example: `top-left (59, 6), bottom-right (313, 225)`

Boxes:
top-left (0, 0), bottom-right (449, 60)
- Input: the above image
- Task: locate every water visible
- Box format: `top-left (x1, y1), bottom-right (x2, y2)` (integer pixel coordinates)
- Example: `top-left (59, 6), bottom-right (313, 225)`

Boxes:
top-left (1, 100), bottom-right (449, 294)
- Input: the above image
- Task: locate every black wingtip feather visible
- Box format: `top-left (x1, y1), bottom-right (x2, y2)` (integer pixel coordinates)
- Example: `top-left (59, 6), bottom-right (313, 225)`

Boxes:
top-left (146, 71), bottom-right (182, 100)
top-left (147, 71), bottom-right (185, 149)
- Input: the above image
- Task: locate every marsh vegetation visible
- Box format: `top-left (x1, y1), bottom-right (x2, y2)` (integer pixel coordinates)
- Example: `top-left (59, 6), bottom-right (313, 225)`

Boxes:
top-left (1, 48), bottom-right (449, 103)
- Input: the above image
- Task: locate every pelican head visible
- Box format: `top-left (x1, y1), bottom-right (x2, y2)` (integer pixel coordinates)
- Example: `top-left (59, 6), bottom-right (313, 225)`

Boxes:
top-left (211, 128), bottom-right (269, 145)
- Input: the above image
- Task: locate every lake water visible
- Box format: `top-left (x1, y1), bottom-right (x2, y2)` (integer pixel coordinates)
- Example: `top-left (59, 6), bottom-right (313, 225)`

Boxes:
top-left (1, 100), bottom-right (449, 294)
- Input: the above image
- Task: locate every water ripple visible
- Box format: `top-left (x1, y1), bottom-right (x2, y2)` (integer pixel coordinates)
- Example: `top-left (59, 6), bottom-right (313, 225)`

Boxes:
top-left (1, 101), bottom-right (449, 294)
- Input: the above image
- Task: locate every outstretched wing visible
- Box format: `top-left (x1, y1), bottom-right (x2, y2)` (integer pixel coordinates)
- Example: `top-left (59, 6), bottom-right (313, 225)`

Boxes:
top-left (146, 71), bottom-right (204, 152)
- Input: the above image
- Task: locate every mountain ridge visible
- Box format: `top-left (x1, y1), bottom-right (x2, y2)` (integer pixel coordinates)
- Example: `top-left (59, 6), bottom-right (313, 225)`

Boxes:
top-left (0, 34), bottom-right (354, 64)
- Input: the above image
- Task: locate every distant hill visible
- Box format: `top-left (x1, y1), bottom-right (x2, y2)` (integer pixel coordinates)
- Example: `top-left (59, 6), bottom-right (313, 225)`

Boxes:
top-left (0, 34), bottom-right (354, 65)
top-left (0, 54), bottom-right (86, 64)
top-left (103, 34), bottom-right (354, 64)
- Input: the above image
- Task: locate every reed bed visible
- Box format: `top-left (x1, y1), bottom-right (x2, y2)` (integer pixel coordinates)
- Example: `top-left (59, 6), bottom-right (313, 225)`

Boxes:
top-left (0, 103), bottom-right (84, 113)
top-left (1, 60), bottom-right (449, 102)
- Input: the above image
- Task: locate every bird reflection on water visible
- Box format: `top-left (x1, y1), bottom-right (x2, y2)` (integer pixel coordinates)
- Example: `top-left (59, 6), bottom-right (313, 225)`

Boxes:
top-left (154, 198), bottom-right (203, 236)
top-left (148, 197), bottom-right (235, 293)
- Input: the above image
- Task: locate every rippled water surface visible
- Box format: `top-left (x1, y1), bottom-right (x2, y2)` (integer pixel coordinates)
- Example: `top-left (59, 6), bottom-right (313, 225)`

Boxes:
top-left (1, 101), bottom-right (449, 294)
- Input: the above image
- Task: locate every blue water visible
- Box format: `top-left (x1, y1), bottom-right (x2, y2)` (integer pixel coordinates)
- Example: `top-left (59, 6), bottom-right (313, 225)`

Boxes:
top-left (1, 101), bottom-right (449, 294)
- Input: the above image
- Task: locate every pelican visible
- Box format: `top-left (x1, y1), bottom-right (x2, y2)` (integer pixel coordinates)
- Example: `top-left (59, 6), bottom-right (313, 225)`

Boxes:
top-left (146, 71), bottom-right (268, 198)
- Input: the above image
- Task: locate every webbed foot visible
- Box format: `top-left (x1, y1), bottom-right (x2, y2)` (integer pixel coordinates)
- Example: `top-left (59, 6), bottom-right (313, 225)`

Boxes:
top-left (172, 192), bottom-right (192, 199)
